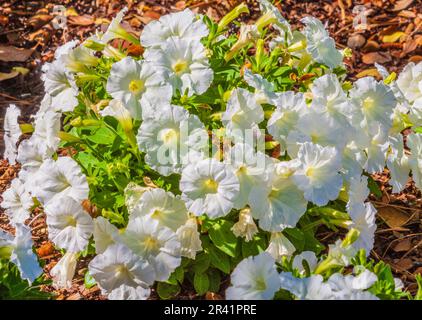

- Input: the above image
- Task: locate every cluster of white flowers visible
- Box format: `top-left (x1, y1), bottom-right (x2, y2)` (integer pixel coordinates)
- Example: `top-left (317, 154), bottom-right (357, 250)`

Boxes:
top-left (1, 0), bottom-right (421, 299)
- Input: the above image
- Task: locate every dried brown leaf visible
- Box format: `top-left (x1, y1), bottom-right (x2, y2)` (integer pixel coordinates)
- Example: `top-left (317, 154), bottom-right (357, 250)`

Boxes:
top-left (0, 45), bottom-right (34, 62)
top-left (362, 52), bottom-right (392, 64)
top-left (393, 238), bottom-right (412, 252)
top-left (28, 14), bottom-right (53, 29)
top-left (378, 206), bottom-right (410, 228)
top-left (392, 0), bottom-right (414, 12)
top-left (68, 15), bottom-right (95, 26)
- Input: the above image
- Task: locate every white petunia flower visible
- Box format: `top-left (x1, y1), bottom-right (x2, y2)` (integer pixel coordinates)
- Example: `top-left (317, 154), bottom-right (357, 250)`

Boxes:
top-left (1, 178), bottom-right (33, 226)
top-left (226, 252), bottom-right (280, 300)
top-left (243, 69), bottom-right (277, 104)
top-left (108, 284), bottom-right (151, 301)
top-left (144, 37), bottom-right (213, 97)
top-left (286, 111), bottom-right (347, 158)
top-left (136, 104), bottom-right (208, 176)
top-left (349, 77), bottom-right (396, 131)
top-left (62, 46), bottom-right (99, 74)
top-left (50, 251), bottom-right (78, 289)
top-left (396, 62), bottom-right (422, 103)
top-left (141, 9), bottom-right (209, 48)
top-left (180, 158), bottom-right (240, 218)
top-left (222, 88), bottom-right (264, 134)
top-left (342, 143), bottom-right (366, 182)
top-left (258, 0), bottom-right (292, 37)
top-left (224, 142), bottom-right (274, 209)
top-left (267, 91), bottom-right (307, 151)
top-left (32, 110), bottom-right (61, 153)
top-left (279, 272), bottom-right (333, 300)
top-left (176, 217), bottom-right (202, 259)
top-left (326, 270), bottom-right (379, 300)
top-left (249, 160), bottom-right (308, 232)
top-left (121, 216), bottom-right (181, 281)
top-left (387, 134), bottom-right (410, 193)
top-left (358, 123), bottom-right (390, 174)
top-left (130, 188), bottom-right (189, 232)
top-left (124, 182), bottom-right (150, 215)
top-left (292, 142), bottom-right (343, 206)
top-left (45, 196), bottom-right (94, 252)
top-left (407, 133), bottom-right (422, 190)
top-left (43, 60), bottom-right (79, 112)
top-left (409, 98), bottom-right (422, 127)
top-left (231, 208), bottom-right (258, 242)
top-left (3, 104), bottom-right (22, 164)
top-left (88, 243), bottom-right (155, 298)
top-left (93, 216), bottom-right (121, 254)
top-left (348, 203), bottom-right (377, 255)
top-left (32, 157), bottom-right (89, 205)
top-left (292, 251), bottom-right (318, 274)
top-left (106, 57), bottom-right (172, 119)
top-left (310, 74), bottom-right (355, 132)
top-left (346, 175), bottom-right (369, 212)
top-left (0, 224), bottom-right (42, 284)
top-left (327, 239), bottom-right (357, 267)
top-left (301, 17), bottom-right (343, 69)
top-left (16, 137), bottom-right (54, 183)
top-left (101, 7), bottom-right (130, 44)
top-left (266, 232), bottom-right (296, 262)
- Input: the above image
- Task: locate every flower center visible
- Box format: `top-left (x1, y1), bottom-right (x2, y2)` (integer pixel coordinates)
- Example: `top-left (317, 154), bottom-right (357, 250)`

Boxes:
top-left (305, 166), bottom-right (315, 178)
top-left (143, 236), bottom-right (159, 254)
top-left (114, 264), bottom-right (130, 278)
top-left (160, 128), bottom-right (179, 144)
top-left (172, 59), bottom-right (189, 75)
top-left (128, 79), bottom-right (144, 94)
top-left (66, 216), bottom-right (77, 227)
top-left (203, 179), bottom-right (219, 193)
top-left (268, 188), bottom-right (279, 199)
top-left (255, 277), bottom-right (267, 291)
top-left (362, 97), bottom-right (375, 111)
top-left (151, 209), bottom-right (162, 220)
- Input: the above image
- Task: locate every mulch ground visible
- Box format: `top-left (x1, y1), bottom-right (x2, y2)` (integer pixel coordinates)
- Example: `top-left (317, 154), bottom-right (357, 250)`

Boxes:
top-left (0, 0), bottom-right (421, 299)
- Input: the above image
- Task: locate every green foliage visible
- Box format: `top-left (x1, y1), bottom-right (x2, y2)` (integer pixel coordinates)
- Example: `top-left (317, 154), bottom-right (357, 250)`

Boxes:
top-left (0, 260), bottom-right (51, 300)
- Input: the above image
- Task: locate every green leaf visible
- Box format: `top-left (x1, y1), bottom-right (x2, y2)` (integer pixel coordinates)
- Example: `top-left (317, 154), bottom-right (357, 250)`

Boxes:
top-left (192, 253), bottom-right (211, 274)
top-left (84, 271), bottom-right (96, 289)
top-left (415, 275), bottom-right (422, 300)
top-left (367, 176), bottom-right (382, 199)
top-left (202, 237), bottom-right (231, 274)
top-left (156, 282), bottom-right (180, 300)
top-left (284, 228), bottom-right (305, 252)
top-left (87, 127), bottom-right (115, 145)
top-left (194, 272), bottom-right (210, 296)
top-left (208, 220), bottom-right (238, 257)
top-left (414, 127), bottom-right (422, 134)
top-left (207, 269), bottom-right (221, 293)
top-left (241, 235), bottom-right (267, 258)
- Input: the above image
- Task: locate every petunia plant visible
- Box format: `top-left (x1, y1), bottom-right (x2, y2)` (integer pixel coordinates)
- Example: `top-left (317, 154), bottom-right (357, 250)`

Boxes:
top-left (1, 0), bottom-right (422, 300)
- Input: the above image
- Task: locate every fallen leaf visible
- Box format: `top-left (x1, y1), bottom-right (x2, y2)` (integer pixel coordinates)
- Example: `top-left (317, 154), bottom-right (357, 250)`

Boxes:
top-left (378, 206), bottom-right (410, 228)
top-left (0, 15), bottom-right (9, 26)
top-left (362, 40), bottom-right (380, 52)
top-left (65, 7), bottom-right (79, 17)
top-left (362, 52), bottom-right (392, 64)
top-left (398, 10), bottom-right (416, 18)
top-left (409, 55), bottom-right (422, 63)
top-left (0, 45), bottom-right (34, 62)
top-left (394, 258), bottom-right (413, 270)
top-left (402, 40), bottom-right (418, 56)
top-left (95, 18), bottom-right (110, 25)
top-left (356, 68), bottom-right (382, 79)
top-left (381, 31), bottom-right (406, 43)
top-left (392, 0), bottom-right (414, 11)
top-left (66, 293), bottom-right (82, 300)
top-left (28, 14), bottom-right (53, 29)
top-left (68, 15), bottom-right (95, 26)
top-left (175, 1), bottom-right (187, 10)
top-left (37, 242), bottom-right (55, 257)
top-left (347, 34), bottom-right (366, 49)
top-left (393, 238), bottom-right (412, 252)
top-left (0, 70), bottom-right (19, 82)
top-left (414, 267), bottom-right (422, 275)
